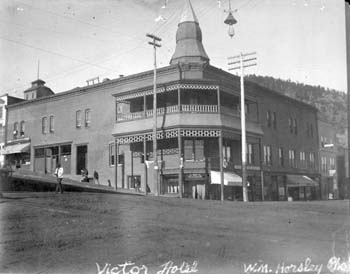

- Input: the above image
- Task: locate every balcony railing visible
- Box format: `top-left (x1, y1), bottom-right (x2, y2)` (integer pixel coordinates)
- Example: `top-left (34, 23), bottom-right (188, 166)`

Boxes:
top-left (181, 104), bottom-right (218, 113)
top-left (116, 104), bottom-right (218, 122)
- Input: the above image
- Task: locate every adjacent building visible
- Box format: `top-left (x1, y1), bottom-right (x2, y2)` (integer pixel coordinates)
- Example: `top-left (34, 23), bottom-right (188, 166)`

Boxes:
top-left (257, 84), bottom-right (320, 201)
top-left (0, 94), bottom-right (25, 167)
top-left (318, 120), bottom-right (338, 199)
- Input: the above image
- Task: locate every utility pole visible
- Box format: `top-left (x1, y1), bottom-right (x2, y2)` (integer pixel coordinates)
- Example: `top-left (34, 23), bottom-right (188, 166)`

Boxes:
top-left (228, 52), bottom-right (257, 202)
top-left (345, 2), bottom-right (350, 200)
top-left (146, 33), bottom-right (161, 196)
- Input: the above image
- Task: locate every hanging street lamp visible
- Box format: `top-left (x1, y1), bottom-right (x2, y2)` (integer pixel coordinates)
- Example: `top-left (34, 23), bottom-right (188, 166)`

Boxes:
top-left (224, 0), bottom-right (237, 38)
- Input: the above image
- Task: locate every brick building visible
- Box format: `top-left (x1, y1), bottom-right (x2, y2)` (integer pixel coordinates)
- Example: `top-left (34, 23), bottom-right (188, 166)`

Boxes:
top-left (256, 84), bottom-right (320, 201)
top-left (5, 0), bottom-right (321, 200)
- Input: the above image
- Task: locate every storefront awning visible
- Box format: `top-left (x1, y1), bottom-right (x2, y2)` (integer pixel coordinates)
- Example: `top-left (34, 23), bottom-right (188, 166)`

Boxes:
top-left (210, 171), bottom-right (243, 186)
top-left (3, 143), bottom-right (30, 155)
top-left (286, 174), bottom-right (318, 187)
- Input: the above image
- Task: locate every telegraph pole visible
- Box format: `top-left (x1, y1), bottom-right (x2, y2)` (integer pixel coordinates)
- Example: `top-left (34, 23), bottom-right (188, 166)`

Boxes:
top-left (228, 52), bottom-right (257, 202)
top-left (345, 2), bottom-right (350, 200)
top-left (146, 33), bottom-right (161, 196)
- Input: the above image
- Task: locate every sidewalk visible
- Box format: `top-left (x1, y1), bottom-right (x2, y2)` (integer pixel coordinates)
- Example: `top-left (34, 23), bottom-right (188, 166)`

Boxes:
top-left (4, 169), bottom-right (145, 196)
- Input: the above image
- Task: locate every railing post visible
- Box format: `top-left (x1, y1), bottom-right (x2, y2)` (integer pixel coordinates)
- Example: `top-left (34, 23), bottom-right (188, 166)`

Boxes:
top-left (217, 86), bottom-right (221, 114)
top-left (143, 94), bottom-right (146, 119)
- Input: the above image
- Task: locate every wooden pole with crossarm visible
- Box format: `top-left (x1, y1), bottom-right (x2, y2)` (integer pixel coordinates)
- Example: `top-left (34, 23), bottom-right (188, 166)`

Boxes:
top-left (146, 33), bottom-right (161, 196)
top-left (228, 52), bottom-right (257, 202)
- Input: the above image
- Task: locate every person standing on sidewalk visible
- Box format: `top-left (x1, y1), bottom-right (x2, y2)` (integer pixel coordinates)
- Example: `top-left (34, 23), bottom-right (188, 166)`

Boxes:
top-left (54, 163), bottom-right (64, 194)
top-left (93, 170), bottom-right (99, 185)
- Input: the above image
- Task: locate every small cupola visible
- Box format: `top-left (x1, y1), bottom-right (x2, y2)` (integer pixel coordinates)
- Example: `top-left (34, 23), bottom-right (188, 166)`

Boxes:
top-left (24, 79), bottom-right (54, 100)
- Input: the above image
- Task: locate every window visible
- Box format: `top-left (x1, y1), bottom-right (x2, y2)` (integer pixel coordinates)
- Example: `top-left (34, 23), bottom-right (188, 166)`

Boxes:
top-left (321, 156), bottom-right (327, 172)
top-left (76, 110), bottom-right (82, 128)
top-left (42, 117), bottom-right (48, 134)
top-left (278, 147), bottom-right (284, 167)
top-left (247, 143), bottom-right (253, 164)
top-left (300, 151), bottom-right (306, 168)
top-left (49, 116), bottom-right (54, 132)
top-left (0, 125), bottom-right (4, 141)
top-left (288, 118), bottom-right (293, 133)
top-left (13, 122), bottom-right (19, 138)
top-left (245, 103), bottom-right (249, 114)
top-left (20, 121), bottom-right (25, 137)
top-left (85, 109), bottom-right (91, 127)
top-left (289, 149), bottom-right (296, 168)
top-left (330, 157), bottom-right (335, 170)
top-left (34, 148), bottom-right (45, 157)
top-left (184, 139), bottom-right (204, 161)
top-left (306, 122), bottom-right (314, 138)
top-left (293, 118), bottom-right (297, 135)
top-left (0, 106), bottom-right (3, 119)
top-left (109, 143), bottom-right (115, 166)
top-left (272, 112), bottom-right (277, 129)
top-left (266, 110), bottom-right (271, 127)
top-left (263, 145), bottom-right (272, 165)
top-left (223, 143), bottom-right (231, 162)
top-left (309, 152), bottom-right (315, 169)
top-left (194, 139), bottom-right (204, 160)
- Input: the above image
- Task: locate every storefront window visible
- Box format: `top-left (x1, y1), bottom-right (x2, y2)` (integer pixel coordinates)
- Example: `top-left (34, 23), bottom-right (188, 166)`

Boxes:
top-left (184, 139), bottom-right (204, 161)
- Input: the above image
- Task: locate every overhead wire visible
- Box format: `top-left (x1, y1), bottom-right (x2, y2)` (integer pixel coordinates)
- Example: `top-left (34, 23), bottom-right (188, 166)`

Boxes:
top-left (0, 19), bottom-right (117, 45)
top-left (0, 36), bottom-right (116, 72)
top-left (16, 1), bottom-right (145, 43)
top-left (3, 0), bottom-right (266, 94)
top-left (1, 0), bottom-right (219, 94)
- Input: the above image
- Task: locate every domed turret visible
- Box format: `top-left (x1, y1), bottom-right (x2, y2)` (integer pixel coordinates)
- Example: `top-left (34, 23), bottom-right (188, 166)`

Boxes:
top-left (170, 0), bottom-right (209, 65)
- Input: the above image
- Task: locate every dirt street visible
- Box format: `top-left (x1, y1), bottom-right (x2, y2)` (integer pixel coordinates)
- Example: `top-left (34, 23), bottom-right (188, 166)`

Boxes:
top-left (0, 192), bottom-right (349, 274)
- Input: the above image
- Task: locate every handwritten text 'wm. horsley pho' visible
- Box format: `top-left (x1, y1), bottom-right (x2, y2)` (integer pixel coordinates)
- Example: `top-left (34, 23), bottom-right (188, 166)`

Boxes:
top-left (243, 258), bottom-right (323, 274)
top-left (96, 260), bottom-right (198, 274)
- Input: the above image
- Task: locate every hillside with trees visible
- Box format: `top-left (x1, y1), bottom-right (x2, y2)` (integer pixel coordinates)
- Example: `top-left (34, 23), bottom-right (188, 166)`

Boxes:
top-left (246, 75), bottom-right (347, 133)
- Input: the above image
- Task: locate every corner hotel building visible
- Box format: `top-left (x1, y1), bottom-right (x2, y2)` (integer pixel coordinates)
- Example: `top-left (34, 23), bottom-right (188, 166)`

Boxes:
top-left (5, 0), bottom-right (321, 201)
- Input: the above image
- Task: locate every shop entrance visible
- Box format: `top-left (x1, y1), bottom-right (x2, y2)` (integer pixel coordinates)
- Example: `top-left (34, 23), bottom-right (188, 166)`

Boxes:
top-left (161, 175), bottom-right (179, 195)
top-left (76, 145), bottom-right (87, 175)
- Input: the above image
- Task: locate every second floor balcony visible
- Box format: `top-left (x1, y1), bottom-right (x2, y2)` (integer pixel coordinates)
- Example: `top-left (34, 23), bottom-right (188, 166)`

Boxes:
top-left (117, 104), bottom-right (220, 122)
top-left (115, 82), bottom-right (259, 124)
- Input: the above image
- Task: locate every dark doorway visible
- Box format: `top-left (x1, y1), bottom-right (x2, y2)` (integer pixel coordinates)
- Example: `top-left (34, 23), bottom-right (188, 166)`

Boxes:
top-left (76, 145), bottom-right (87, 175)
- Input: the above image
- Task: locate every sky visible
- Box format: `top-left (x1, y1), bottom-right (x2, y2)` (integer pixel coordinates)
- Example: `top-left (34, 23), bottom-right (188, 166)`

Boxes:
top-left (0, 0), bottom-right (347, 98)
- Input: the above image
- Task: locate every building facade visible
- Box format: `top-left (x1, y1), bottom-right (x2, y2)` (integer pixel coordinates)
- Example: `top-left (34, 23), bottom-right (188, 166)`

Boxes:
top-left (318, 120), bottom-right (338, 199)
top-left (255, 83), bottom-right (320, 201)
top-left (0, 94), bottom-right (25, 167)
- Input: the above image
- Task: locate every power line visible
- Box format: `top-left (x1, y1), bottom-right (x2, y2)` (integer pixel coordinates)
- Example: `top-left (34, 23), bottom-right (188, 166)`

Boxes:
top-left (0, 19), bottom-right (116, 45)
top-left (3, 0), bottom-right (263, 95)
top-left (16, 1), bottom-right (145, 43)
top-left (0, 36), bottom-right (115, 72)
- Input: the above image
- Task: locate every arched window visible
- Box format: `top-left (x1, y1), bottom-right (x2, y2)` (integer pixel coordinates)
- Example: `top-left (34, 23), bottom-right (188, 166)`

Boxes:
top-left (20, 121), bottom-right (25, 137)
top-left (76, 110), bottom-right (82, 128)
top-left (49, 116), bottom-right (54, 132)
top-left (13, 122), bottom-right (18, 138)
top-left (42, 117), bottom-right (48, 134)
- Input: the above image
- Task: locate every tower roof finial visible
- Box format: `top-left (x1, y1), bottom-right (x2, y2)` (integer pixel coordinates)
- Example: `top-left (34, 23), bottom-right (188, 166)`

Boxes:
top-left (180, 0), bottom-right (198, 24)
